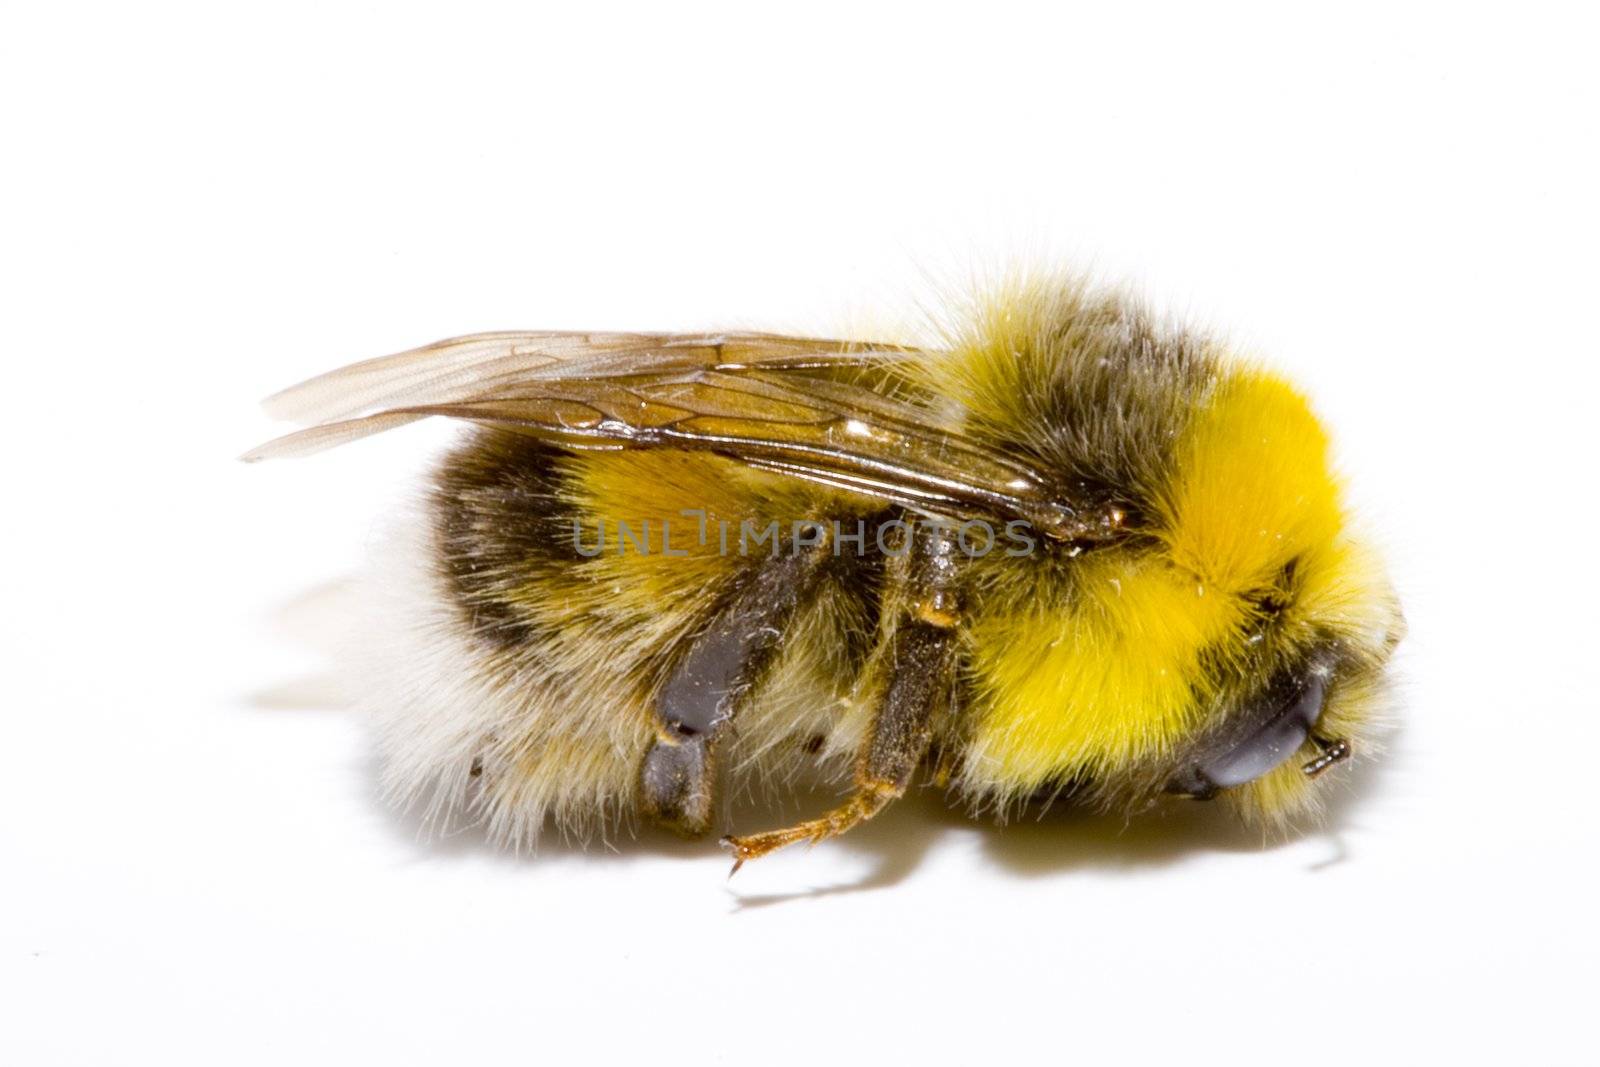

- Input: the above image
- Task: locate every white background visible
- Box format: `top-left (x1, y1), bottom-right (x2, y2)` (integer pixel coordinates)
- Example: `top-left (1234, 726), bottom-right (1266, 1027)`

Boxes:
top-left (4, 2), bottom-right (1597, 1063)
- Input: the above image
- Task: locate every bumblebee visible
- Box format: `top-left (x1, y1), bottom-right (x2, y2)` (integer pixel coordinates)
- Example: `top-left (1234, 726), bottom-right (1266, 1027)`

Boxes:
top-left (247, 276), bottom-right (1403, 867)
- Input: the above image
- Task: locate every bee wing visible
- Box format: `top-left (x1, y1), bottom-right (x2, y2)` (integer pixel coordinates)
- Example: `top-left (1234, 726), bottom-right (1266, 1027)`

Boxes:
top-left (245, 332), bottom-right (1105, 538)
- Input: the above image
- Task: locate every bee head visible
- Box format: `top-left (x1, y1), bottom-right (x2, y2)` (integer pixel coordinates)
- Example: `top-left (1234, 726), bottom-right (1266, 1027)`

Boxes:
top-left (943, 283), bottom-right (1401, 827)
top-left (1149, 366), bottom-right (1404, 825)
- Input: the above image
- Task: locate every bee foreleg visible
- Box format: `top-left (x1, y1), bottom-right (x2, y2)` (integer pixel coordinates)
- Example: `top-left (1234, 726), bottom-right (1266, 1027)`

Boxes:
top-left (640, 547), bottom-right (830, 836)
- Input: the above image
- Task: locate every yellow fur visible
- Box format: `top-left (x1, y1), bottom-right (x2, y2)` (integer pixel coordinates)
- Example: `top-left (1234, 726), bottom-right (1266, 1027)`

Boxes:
top-left (963, 549), bottom-right (1244, 790)
top-left (1157, 370), bottom-right (1343, 597)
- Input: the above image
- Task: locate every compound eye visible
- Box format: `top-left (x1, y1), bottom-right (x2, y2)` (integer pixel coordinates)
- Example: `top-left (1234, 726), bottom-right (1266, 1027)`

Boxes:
top-left (1199, 674), bottom-right (1325, 787)
top-left (1167, 671), bottom-right (1328, 797)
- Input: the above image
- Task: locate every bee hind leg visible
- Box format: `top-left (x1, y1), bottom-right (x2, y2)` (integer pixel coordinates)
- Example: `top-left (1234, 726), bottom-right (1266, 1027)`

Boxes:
top-left (639, 547), bottom-right (832, 836)
top-left (640, 732), bottom-right (718, 836)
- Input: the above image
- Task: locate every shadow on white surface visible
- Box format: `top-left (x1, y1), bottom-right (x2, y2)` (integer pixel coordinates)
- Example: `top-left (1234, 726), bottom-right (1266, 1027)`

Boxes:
top-left (720, 745), bottom-right (1392, 907)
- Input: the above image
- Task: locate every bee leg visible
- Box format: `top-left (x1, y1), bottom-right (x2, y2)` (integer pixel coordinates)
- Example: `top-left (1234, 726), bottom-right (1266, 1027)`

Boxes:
top-left (722, 521), bottom-right (960, 869)
top-left (639, 547), bottom-right (831, 836)
top-left (722, 620), bottom-right (956, 870)
top-left (721, 783), bottom-right (900, 873)
top-left (1302, 734), bottom-right (1352, 777)
top-left (640, 732), bottom-right (718, 836)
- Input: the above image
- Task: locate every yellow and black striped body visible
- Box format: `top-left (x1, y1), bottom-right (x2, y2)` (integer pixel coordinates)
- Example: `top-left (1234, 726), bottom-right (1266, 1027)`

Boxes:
top-left (361, 279), bottom-right (1402, 846)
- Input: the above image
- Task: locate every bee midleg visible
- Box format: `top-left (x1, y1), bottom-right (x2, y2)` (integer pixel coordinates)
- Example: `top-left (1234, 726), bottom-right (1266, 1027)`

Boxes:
top-left (639, 544), bottom-right (833, 836)
top-left (723, 519), bottom-right (961, 867)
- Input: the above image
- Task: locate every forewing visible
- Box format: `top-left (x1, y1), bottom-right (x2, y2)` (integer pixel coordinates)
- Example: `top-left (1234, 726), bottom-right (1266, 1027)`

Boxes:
top-left (246, 332), bottom-right (1105, 538)
top-left (259, 332), bottom-right (898, 427)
